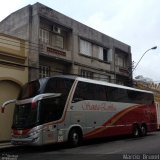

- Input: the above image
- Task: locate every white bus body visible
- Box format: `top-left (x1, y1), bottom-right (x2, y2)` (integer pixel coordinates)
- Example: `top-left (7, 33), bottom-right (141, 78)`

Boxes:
top-left (1, 75), bottom-right (158, 146)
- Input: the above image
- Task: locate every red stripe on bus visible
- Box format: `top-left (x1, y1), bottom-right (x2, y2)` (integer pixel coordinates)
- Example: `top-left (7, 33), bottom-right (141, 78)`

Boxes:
top-left (84, 104), bottom-right (142, 139)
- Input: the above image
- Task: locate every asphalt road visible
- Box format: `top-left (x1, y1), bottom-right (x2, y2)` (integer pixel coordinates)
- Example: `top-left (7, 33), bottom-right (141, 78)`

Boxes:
top-left (1, 131), bottom-right (160, 160)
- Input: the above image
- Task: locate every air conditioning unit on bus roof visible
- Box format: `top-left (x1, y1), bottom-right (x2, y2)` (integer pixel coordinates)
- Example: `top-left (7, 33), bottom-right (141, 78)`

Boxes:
top-left (53, 26), bottom-right (61, 34)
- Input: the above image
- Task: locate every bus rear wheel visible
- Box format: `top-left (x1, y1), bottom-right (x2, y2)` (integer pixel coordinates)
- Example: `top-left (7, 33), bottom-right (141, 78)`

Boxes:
top-left (68, 128), bottom-right (82, 147)
top-left (132, 124), bottom-right (140, 137)
top-left (140, 125), bottom-right (147, 136)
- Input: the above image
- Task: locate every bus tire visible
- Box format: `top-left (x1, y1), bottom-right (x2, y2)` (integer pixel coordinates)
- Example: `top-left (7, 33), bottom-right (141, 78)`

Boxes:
top-left (140, 124), bottom-right (147, 136)
top-left (68, 128), bottom-right (82, 147)
top-left (132, 124), bottom-right (140, 137)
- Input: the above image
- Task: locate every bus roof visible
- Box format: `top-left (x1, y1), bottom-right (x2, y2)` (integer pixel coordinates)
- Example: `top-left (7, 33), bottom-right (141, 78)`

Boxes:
top-left (46, 75), bottom-right (153, 94)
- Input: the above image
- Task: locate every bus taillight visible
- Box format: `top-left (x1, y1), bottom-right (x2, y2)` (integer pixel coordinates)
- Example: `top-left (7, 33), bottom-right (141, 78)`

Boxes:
top-left (31, 101), bottom-right (37, 109)
top-left (13, 128), bottom-right (30, 135)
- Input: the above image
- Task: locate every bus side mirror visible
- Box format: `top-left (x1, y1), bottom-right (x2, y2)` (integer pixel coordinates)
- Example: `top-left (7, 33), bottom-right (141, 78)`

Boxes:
top-left (1, 99), bottom-right (16, 113)
top-left (1, 103), bottom-right (6, 113)
top-left (1, 106), bottom-right (5, 113)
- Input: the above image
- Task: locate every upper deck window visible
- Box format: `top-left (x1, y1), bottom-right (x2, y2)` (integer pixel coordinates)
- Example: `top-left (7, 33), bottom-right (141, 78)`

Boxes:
top-left (18, 81), bottom-right (41, 100)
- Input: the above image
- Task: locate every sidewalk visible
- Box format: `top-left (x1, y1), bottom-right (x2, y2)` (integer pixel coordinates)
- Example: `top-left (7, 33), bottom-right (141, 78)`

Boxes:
top-left (0, 141), bottom-right (14, 149)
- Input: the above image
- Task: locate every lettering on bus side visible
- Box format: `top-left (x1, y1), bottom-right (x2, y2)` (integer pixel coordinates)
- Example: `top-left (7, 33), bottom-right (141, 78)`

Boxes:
top-left (82, 102), bottom-right (117, 112)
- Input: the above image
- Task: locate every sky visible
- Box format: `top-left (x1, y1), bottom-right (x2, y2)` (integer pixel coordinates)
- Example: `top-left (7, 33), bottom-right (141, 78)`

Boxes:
top-left (0, 0), bottom-right (160, 82)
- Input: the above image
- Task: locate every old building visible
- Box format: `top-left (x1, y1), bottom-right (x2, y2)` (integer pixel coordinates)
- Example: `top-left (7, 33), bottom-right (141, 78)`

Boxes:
top-left (0, 2), bottom-right (132, 86)
top-left (0, 33), bottom-right (28, 141)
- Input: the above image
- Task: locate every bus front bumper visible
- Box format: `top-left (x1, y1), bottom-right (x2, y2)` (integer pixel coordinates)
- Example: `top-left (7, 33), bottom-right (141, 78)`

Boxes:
top-left (11, 136), bottom-right (41, 146)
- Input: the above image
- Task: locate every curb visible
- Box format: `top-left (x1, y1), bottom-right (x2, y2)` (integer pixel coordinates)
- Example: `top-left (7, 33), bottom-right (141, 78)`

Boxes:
top-left (0, 142), bottom-right (15, 150)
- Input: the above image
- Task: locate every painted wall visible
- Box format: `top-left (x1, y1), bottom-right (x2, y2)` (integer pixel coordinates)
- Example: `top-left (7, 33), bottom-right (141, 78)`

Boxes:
top-left (0, 33), bottom-right (28, 141)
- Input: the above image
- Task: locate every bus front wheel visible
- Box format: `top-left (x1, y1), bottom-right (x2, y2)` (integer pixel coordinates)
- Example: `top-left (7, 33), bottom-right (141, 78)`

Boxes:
top-left (68, 128), bottom-right (82, 147)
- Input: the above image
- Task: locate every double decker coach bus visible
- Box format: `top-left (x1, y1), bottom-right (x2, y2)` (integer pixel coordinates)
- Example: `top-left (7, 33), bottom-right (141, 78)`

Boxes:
top-left (1, 75), bottom-right (157, 146)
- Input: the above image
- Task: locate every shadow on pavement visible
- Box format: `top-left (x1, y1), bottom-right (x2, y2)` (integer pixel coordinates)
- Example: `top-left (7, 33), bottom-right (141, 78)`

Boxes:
top-left (0, 131), bottom-right (158, 155)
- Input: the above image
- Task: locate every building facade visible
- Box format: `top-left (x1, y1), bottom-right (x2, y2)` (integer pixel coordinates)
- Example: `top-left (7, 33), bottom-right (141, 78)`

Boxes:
top-left (0, 33), bottom-right (28, 141)
top-left (0, 3), bottom-right (132, 86)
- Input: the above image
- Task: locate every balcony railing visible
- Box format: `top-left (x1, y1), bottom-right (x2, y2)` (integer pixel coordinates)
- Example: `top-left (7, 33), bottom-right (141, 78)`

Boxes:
top-left (39, 43), bottom-right (72, 62)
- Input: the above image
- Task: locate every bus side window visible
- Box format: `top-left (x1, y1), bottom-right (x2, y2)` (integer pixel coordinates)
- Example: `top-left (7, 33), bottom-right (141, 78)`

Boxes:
top-left (72, 82), bottom-right (86, 102)
top-left (84, 83), bottom-right (107, 101)
top-left (127, 90), bottom-right (154, 105)
top-left (94, 84), bottom-right (107, 101)
top-left (72, 82), bottom-right (107, 102)
top-left (107, 87), bottom-right (125, 102)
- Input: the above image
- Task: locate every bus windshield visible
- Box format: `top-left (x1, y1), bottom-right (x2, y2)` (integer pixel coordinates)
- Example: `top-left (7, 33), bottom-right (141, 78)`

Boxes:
top-left (12, 95), bottom-right (64, 129)
top-left (12, 104), bottom-right (38, 129)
